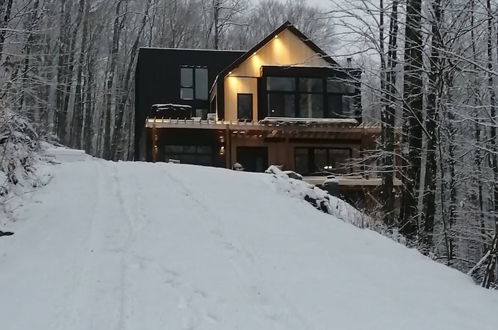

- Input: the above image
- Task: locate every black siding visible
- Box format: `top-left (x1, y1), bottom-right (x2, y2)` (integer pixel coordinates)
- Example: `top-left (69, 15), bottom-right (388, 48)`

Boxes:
top-left (134, 48), bottom-right (244, 160)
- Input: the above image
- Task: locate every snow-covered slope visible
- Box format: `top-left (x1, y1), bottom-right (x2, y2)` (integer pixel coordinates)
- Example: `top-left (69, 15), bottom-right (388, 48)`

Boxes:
top-left (1, 160), bottom-right (497, 330)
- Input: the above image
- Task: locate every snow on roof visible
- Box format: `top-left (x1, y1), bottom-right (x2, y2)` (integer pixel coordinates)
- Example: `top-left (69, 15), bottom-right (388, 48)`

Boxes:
top-left (152, 103), bottom-right (192, 108)
top-left (140, 47), bottom-right (246, 53)
top-left (260, 117), bottom-right (358, 125)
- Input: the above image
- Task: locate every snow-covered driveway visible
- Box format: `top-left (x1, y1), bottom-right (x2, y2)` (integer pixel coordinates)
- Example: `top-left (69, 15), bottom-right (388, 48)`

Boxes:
top-left (1, 160), bottom-right (498, 330)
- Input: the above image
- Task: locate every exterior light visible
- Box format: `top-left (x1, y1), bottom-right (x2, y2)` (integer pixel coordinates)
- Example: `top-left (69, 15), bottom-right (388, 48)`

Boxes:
top-left (253, 52), bottom-right (257, 56)
top-left (274, 35), bottom-right (278, 39)
top-left (228, 71), bottom-right (232, 75)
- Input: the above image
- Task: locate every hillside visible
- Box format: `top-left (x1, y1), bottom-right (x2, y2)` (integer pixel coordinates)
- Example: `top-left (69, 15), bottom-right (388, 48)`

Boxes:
top-left (1, 158), bottom-right (497, 330)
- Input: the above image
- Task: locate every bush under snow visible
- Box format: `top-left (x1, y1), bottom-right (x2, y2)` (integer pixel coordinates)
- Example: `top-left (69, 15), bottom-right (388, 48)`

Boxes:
top-left (266, 165), bottom-right (406, 244)
top-left (0, 108), bottom-right (43, 200)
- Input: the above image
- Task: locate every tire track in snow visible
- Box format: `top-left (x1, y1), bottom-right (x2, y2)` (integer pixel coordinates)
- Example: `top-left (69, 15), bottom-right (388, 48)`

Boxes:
top-left (108, 162), bottom-right (137, 330)
top-left (55, 161), bottom-right (104, 330)
top-left (160, 166), bottom-right (311, 329)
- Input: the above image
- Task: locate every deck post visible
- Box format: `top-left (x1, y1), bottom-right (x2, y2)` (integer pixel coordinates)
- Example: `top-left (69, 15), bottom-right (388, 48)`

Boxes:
top-left (152, 123), bottom-right (158, 163)
top-left (225, 124), bottom-right (231, 169)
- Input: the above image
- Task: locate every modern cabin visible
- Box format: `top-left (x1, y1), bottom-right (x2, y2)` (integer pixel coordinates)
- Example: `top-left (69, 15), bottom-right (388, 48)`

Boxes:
top-left (135, 21), bottom-right (385, 206)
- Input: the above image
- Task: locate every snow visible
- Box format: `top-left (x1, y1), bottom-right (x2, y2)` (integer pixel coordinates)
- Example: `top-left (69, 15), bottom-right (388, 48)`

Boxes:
top-left (45, 146), bottom-right (92, 162)
top-left (1, 158), bottom-right (498, 330)
top-left (260, 117), bottom-right (358, 125)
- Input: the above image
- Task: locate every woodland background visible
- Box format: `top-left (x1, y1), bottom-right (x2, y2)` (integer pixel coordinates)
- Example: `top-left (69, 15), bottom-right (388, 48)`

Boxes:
top-left (1, 0), bottom-right (497, 287)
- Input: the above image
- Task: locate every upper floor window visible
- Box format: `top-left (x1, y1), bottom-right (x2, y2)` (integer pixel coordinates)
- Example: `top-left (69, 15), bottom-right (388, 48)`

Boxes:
top-left (180, 66), bottom-right (208, 101)
top-left (266, 75), bottom-right (357, 119)
top-left (237, 93), bottom-right (253, 121)
top-left (267, 77), bottom-right (295, 92)
top-left (327, 77), bottom-right (356, 117)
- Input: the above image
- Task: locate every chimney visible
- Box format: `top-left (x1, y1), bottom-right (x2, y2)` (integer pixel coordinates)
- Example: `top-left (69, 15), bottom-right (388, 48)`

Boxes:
top-left (346, 57), bottom-right (352, 67)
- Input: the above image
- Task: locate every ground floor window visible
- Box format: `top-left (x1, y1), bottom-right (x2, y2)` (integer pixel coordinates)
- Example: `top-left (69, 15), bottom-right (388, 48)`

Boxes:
top-left (294, 147), bottom-right (352, 175)
top-left (164, 145), bottom-right (213, 165)
top-left (236, 147), bottom-right (268, 172)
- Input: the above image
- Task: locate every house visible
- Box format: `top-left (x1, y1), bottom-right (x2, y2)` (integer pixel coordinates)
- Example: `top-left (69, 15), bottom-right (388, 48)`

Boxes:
top-left (134, 21), bottom-right (383, 207)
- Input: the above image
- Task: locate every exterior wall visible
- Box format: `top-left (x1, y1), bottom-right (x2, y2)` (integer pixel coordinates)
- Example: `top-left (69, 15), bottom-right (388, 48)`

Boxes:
top-left (223, 77), bottom-right (258, 121)
top-left (228, 136), bottom-right (362, 171)
top-left (231, 29), bottom-right (331, 77)
top-left (223, 28), bottom-right (332, 122)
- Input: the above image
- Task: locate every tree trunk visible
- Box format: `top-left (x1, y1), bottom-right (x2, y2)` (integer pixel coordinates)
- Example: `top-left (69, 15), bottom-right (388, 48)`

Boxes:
top-left (69, 0), bottom-right (88, 149)
top-left (55, 0), bottom-right (71, 140)
top-left (0, 0), bottom-right (14, 64)
top-left (421, 0), bottom-right (442, 253)
top-left (381, 0), bottom-right (399, 227)
top-left (111, 0), bottom-right (151, 160)
top-left (102, 0), bottom-right (125, 159)
top-left (399, 0), bottom-right (424, 239)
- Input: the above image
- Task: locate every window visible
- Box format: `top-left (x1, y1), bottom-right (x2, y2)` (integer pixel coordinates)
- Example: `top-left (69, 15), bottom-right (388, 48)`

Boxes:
top-left (299, 78), bottom-right (323, 93)
top-left (237, 94), bottom-right (253, 121)
top-left (326, 77), bottom-right (356, 117)
top-left (294, 147), bottom-right (352, 175)
top-left (195, 68), bottom-right (208, 100)
top-left (180, 66), bottom-right (208, 100)
top-left (268, 93), bottom-right (295, 117)
top-left (328, 94), bottom-right (342, 117)
top-left (180, 67), bottom-right (194, 100)
top-left (295, 148), bottom-right (309, 174)
top-left (299, 94), bottom-right (323, 118)
top-left (195, 108), bottom-right (208, 119)
top-left (265, 76), bottom-right (358, 119)
top-left (327, 78), bottom-right (355, 94)
top-left (164, 145), bottom-right (213, 166)
top-left (267, 77), bottom-right (296, 91)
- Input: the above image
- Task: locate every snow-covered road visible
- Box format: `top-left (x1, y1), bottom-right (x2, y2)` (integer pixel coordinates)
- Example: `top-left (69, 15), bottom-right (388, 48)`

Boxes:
top-left (1, 160), bottom-right (498, 330)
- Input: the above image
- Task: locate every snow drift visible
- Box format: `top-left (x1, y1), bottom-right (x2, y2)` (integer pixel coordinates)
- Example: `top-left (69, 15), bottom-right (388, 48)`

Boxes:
top-left (1, 158), bottom-right (497, 330)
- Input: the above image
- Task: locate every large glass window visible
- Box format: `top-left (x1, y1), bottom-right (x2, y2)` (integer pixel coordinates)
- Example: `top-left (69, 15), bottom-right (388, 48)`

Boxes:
top-left (180, 66), bottom-right (208, 100)
top-left (268, 93), bottom-right (295, 117)
top-left (295, 148), bottom-right (309, 174)
top-left (267, 77), bottom-right (296, 91)
top-left (294, 147), bottom-right (352, 175)
top-left (326, 77), bottom-right (356, 117)
top-left (265, 75), bottom-right (358, 119)
top-left (327, 78), bottom-right (355, 94)
top-left (237, 94), bottom-right (253, 121)
top-left (299, 78), bottom-right (323, 92)
top-left (328, 94), bottom-right (343, 117)
top-left (299, 94), bottom-right (323, 118)
top-left (164, 145), bottom-right (213, 165)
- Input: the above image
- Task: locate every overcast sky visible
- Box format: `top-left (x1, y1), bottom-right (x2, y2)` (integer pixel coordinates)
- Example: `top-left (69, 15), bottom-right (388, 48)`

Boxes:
top-left (306, 0), bottom-right (332, 8)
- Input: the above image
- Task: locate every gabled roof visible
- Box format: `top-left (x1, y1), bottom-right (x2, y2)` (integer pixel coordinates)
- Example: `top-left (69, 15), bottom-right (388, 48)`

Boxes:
top-left (218, 21), bottom-right (338, 78)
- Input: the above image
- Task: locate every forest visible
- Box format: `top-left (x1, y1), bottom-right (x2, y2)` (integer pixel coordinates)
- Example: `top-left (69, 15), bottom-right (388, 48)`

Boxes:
top-left (0, 0), bottom-right (497, 288)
